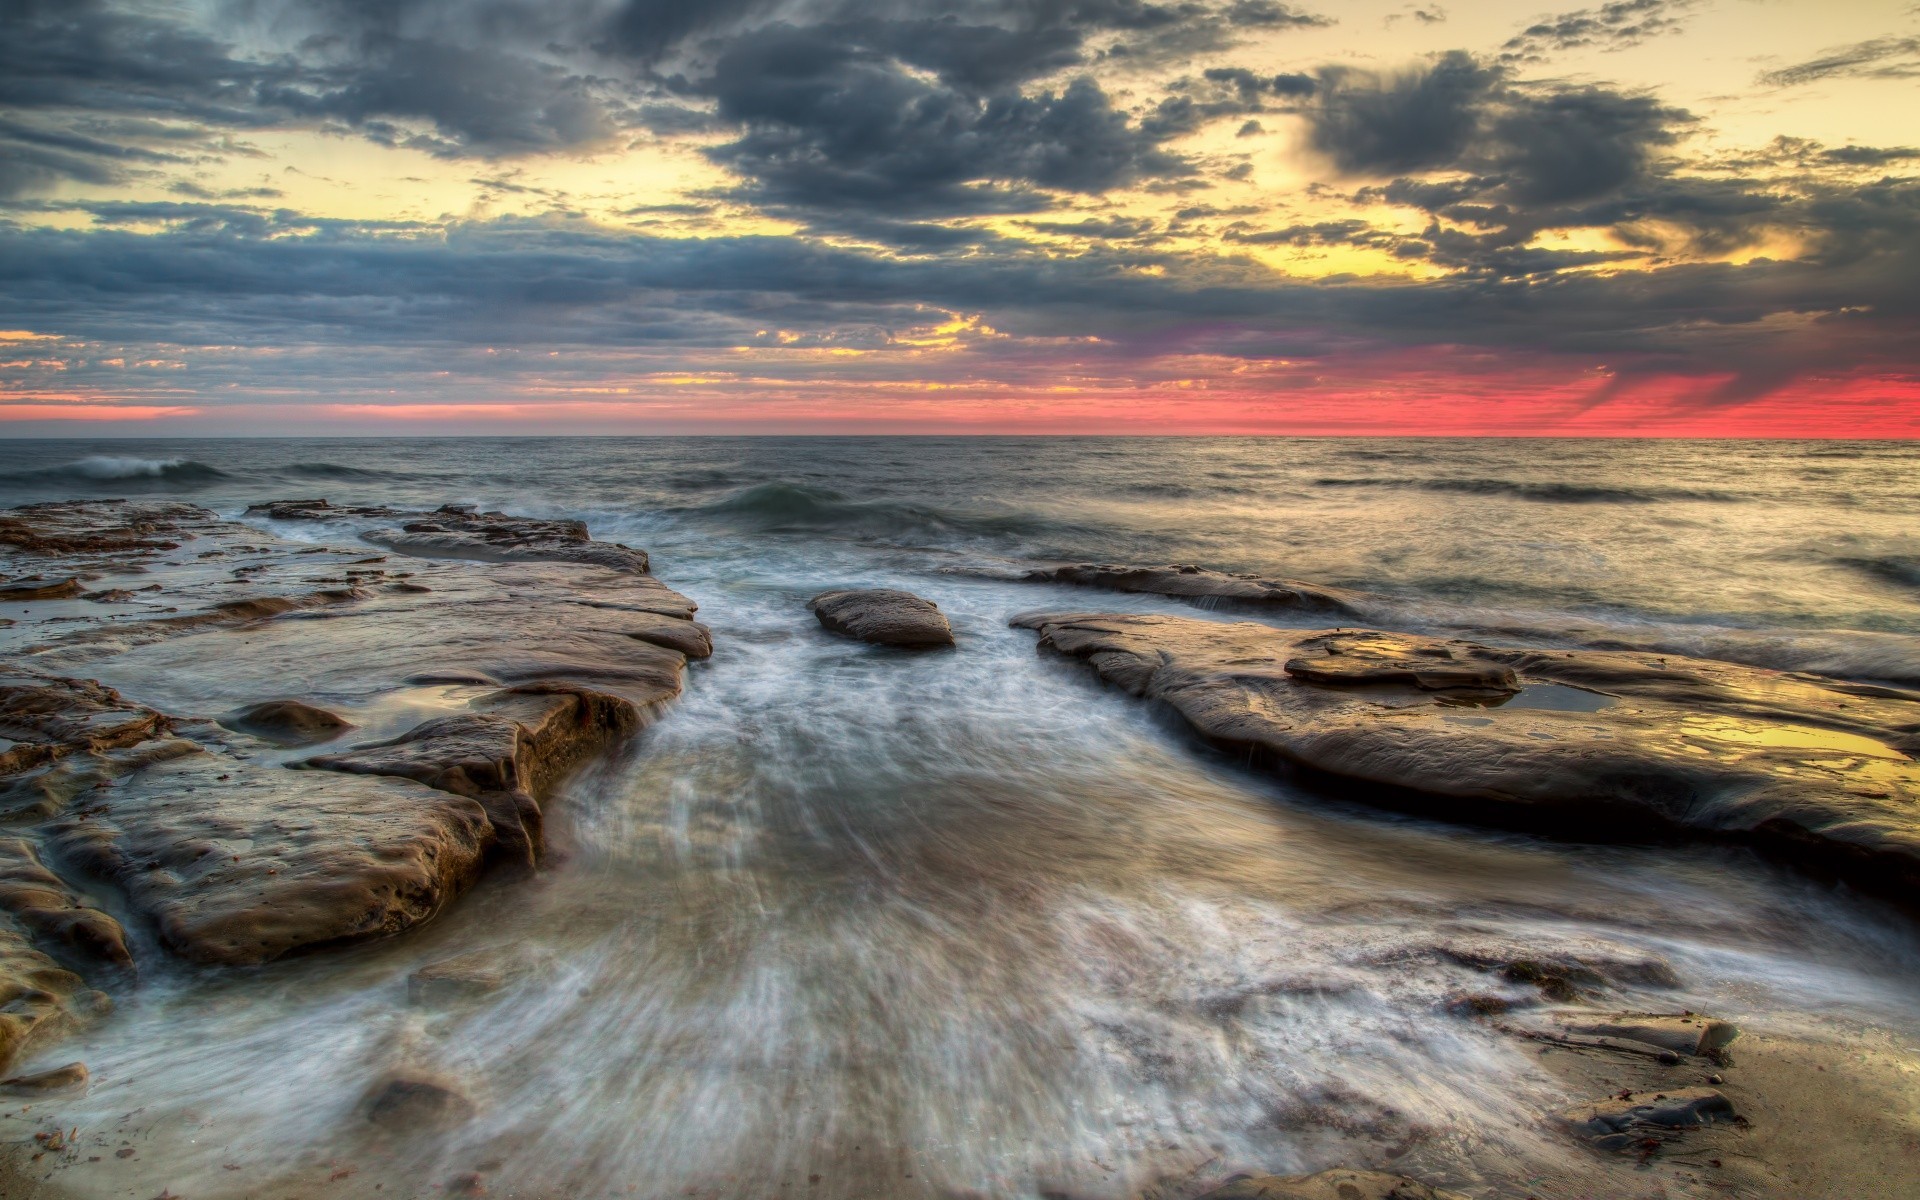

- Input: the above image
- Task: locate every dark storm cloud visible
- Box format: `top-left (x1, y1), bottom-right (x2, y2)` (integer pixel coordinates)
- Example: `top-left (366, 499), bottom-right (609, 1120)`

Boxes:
top-left (2, 184), bottom-right (1913, 388)
top-left (1757, 35), bottom-right (1920, 88)
top-left (0, 0), bottom-right (1330, 197)
top-left (1303, 51), bottom-right (1688, 209)
top-left (1499, 0), bottom-right (1692, 62)
top-left (695, 22), bottom-right (1192, 215)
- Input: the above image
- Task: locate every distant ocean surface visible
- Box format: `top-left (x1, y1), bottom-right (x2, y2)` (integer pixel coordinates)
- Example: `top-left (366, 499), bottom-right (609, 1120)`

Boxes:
top-left (6, 436), bottom-right (1920, 1196)
top-left (4, 436), bottom-right (1917, 671)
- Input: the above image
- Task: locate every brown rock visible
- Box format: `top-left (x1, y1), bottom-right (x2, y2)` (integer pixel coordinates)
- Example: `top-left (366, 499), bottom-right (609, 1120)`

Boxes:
top-left (1021, 563), bottom-right (1369, 618)
top-left (0, 926), bottom-right (107, 1075)
top-left (52, 743), bottom-right (492, 965)
top-left (1017, 613), bottom-right (1920, 896)
top-left (0, 1061), bottom-right (88, 1096)
top-left (0, 500), bottom-right (206, 555)
top-left (248, 499), bottom-right (652, 573)
top-left (306, 683), bottom-right (639, 868)
top-left (1560, 1087), bottom-right (1737, 1151)
top-left (0, 673), bottom-right (170, 777)
top-left (0, 578), bottom-right (82, 602)
top-left (809, 589), bottom-right (954, 648)
top-left (363, 1074), bottom-right (475, 1130)
top-left (408, 949), bottom-right (522, 1005)
top-left (0, 838), bottom-right (131, 969)
top-left (218, 699), bottom-right (355, 747)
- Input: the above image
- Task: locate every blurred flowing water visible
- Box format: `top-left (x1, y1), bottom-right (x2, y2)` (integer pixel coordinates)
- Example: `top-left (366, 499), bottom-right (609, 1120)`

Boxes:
top-left (2, 437), bottom-right (1918, 1198)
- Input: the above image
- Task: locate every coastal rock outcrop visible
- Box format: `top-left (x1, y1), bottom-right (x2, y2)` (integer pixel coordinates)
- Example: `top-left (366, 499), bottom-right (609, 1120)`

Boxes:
top-left (247, 498), bottom-right (653, 573)
top-left (306, 683), bottom-right (640, 868)
top-left (0, 498), bottom-right (708, 982)
top-left (51, 737), bottom-right (494, 965)
top-left (1020, 563), bottom-right (1369, 618)
top-left (809, 588), bottom-right (955, 648)
top-left (1016, 613), bottom-right (1920, 894)
top-left (1193, 1168), bottom-right (1467, 1200)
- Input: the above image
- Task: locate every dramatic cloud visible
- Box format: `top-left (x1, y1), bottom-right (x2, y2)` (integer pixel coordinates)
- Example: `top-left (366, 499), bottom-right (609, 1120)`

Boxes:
top-left (1303, 51), bottom-right (1687, 205)
top-left (0, 0), bottom-right (1914, 432)
top-left (696, 24), bottom-right (1191, 215)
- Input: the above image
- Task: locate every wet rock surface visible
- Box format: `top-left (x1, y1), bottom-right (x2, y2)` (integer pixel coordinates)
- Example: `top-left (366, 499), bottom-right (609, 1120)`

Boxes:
top-left (248, 498), bottom-right (653, 573)
top-left (217, 698), bottom-right (355, 746)
top-left (306, 683), bottom-right (640, 868)
top-left (1559, 1086), bottom-right (1739, 1151)
top-left (0, 497), bottom-right (704, 1055)
top-left (809, 588), bottom-right (955, 648)
top-left (1019, 563), bottom-right (1372, 617)
top-left (1017, 613), bottom-right (1920, 895)
top-left (1191, 1168), bottom-right (1467, 1200)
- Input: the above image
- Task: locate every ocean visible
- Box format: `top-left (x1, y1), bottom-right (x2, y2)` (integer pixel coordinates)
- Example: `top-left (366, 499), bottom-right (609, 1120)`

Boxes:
top-left (2, 436), bottom-right (1918, 1197)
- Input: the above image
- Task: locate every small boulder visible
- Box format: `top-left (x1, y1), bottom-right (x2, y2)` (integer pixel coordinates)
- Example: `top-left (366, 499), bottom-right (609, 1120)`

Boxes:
top-left (0, 1061), bottom-right (88, 1096)
top-left (363, 1074), bottom-right (475, 1130)
top-left (1556, 1013), bottom-right (1739, 1061)
top-left (1560, 1087), bottom-right (1737, 1151)
top-left (218, 699), bottom-right (355, 747)
top-left (808, 589), bottom-right (954, 648)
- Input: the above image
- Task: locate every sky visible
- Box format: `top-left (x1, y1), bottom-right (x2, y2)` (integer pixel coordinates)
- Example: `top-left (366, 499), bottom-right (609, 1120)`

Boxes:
top-left (0, 0), bottom-right (1917, 436)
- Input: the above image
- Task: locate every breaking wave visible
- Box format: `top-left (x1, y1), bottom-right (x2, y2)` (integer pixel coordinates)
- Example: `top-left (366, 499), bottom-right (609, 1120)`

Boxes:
top-left (4, 456), bottom-right (230, 485)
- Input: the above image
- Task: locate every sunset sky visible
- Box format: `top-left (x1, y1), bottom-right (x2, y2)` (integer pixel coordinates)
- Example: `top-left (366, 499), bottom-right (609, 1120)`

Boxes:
top-left (2, 0), bottom-right (1917, 435)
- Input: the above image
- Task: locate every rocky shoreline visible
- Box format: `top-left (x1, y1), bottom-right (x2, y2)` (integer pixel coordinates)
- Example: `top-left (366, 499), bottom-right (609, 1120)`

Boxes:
top-left (0, 498), bottom-right (707, 1077)
top-left (4, 514), bottom-right (1919, 1198)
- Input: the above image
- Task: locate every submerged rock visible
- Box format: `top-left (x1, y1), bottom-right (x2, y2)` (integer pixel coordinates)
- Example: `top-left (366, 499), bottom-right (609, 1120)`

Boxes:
top-left (1560, 1087), bottom-right (1738, 1151)
top-left (0, 577), bottom-right (82, 602)
top-left (0, 1061), bottom-right (88, 1096)
top-left (1017, 614), bottom-right (1920, 896)
top-left (1193, 1168), bottom-right (1468, 1200)
top-left (363, 1073), bottom-right (475, 1130)
top-left (1020, 563), bottom-right (1369, 618)
top-left (218, 699), bottom-right (355, 746)
top-left (407, 948), bottom-right (525, 1005)
top-left (809, 588), bottom-right (955, 648)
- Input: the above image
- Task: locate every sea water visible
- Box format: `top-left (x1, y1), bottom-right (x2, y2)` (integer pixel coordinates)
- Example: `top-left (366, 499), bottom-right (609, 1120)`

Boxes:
top-left (1, 437), bottom-right (1917, 1197)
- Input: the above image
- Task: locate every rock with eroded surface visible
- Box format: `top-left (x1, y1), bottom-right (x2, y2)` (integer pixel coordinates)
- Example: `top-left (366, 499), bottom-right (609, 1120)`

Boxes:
top-left (219, 698), bottom-right (355, 746)
top-left (247, 498), bottom-right (652, 573)
top-left (809, 588), bottom-right (954, 648)
top-left (306, 683), bottom-right (640, 867)
top-left (1020, 562), bottom-right (1370, 617)
top-left (1017, 613), bottom-right (1920, 895)
top-left (1560, 1087), bottom-right (1738, 1151)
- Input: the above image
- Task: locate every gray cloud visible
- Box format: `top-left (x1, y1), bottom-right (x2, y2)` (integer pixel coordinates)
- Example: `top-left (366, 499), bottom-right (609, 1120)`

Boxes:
top-left (1758, 35), bottom-right (1920, 88)
top-left (696, 23), bottom-right (1192, 215)
top-left (1500, 0), bottom-right (1693, 62)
